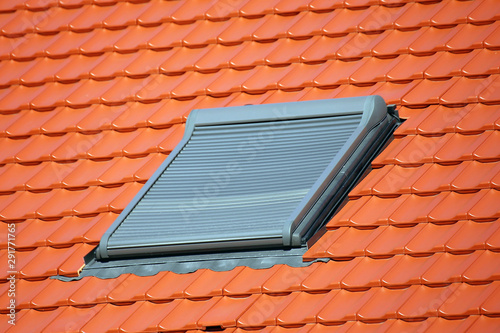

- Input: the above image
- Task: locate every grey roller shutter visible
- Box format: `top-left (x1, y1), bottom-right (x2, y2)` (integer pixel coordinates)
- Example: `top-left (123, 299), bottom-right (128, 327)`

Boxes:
top-left (96, 95), bottom-right (400, 260)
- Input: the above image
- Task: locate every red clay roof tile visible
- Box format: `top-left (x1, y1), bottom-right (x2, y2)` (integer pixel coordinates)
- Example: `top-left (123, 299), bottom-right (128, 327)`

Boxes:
top-left (301, 34), bottom-right (353, 63)
top-left (1, 1), bottom-right (500, 331)
top-left (314, 59), bottom-right (366, 87)
top-left (237, 293), bottom-right (295, 328)
top-left (446, 220), bottom-right (500, 253)
top-left (398, 283), bottom-right (460, 320)
top-left (223, 266), bottom-right (280, 296)
top-left (117, 300), bottom-right (175, 332)
top-left (478, 74), bottom-right (500, 104)
top-left (184, 268), bottom-right (245, 299)
top-left (0, 278), bottom-right (48, 311)
top-left (364, 224), bottom-right (424, 257)
top-left (325, 227), bottom-right (385, 258)
top-left (243, 65), bottom-right (292, 93)
top-left (4, 109), bottom-right (55, 137)
top-left (425, 50), bottom-right (479, 80)
top-left (421, 251), bottom-right (481, 285)
top-left (350, 56), bottom-right (401, 84)
top-left (448, 21), bottom-right (499, 52)
top-left (463, 250), bottom-right (500, 283)
top-left (195, 43), bottom-right (244, 71)
top-left (239, 0), bottom-right (278, 18)
top-left (429, 191), bottom-right (487, 223)
top-left (159, 46), bottom-right (210, 74)
top-left (439, 281), bottom-right (498, 317)
top-left (47, 213), bottom-right (117, 246)
top-left (172, 71), bottom-right (223, 98)
top-left (336, 32), bottom-right (387, 60)
top-left (277, 292), bottom-right (333, 326)
top-left (301, 258), bottom-right (361, 292)
top-left (30, 278), bottom-right (84, 309)
top-left (411, 163), bottom-right (465, 193)
top-left (456, 104), bottom-right (500, 133)
top-left (322, 7), bottom-right (374, 36)
top-left (393, 1), bottom-right (446, 29)
top-left (317, 288), bottom-right (376, 324)
top-left (79, 302), bottom-right (139, 333)
top-left (372, 80), bottom-right (419, 105)
top-left (359, 286), bottom-right (418, 322)
top-left (275, 0), bottom-right (309, 14)
top-left (341, 256), bottom-right (401, 290)
top-left (287, 11), bottom-right (336, 38)
top-left (371, 28), bottom-right (425, 58)
top-left (358, 5), bottom-right (408, 32)
top-left (217, 17), bottom-right (264, 45)
top-left (68, 274), bottom-right (128, 306)
top-left (14, 219), bottom-right (60, 249)
top-left (145, 270), bottom-right (203, 302)
top-left (278, 62), bottom-right (326, 91)
top-left (8, 307), bottom-right (64, 333)
top-left (431, 0), bottom-right (482, 27)
top-left (199, 295), bottom-right (259, 329)
top-left (158, 297), bottom-right (219, 331)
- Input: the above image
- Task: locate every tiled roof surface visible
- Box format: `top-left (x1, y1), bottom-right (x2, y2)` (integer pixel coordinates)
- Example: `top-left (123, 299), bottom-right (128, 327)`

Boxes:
top-left (0, 0), bottom-right (500, 331)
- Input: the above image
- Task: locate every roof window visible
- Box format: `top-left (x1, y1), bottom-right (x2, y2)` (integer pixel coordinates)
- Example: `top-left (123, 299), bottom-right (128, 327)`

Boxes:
top-left (94, 95), bottom-right (400, 261)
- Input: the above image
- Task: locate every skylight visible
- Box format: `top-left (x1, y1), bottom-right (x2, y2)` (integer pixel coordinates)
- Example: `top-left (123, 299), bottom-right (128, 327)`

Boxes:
top-left (94, 96), bottom-right (400, 261)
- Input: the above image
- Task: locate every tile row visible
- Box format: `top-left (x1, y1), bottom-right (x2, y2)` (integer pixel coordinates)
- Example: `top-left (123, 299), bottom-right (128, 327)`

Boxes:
top-left (372, 130), bottom-right (500, 167)
top-left (0, 172), bottom-right (492, 240)
top-left (401, 75), bottom-right (500, 107)
top-left (1, 64), bottom-right (500, 114)
top-left (4, 315), bottom-right (500, 333)
top-left (1, 46), bottom-right (499, 90)
top-left (1, 107), bottom-right (498, 169)
top-left (0, 154), bottom-right (165, 194)
top-left (0, 125), bottom-right (183, 165)
top-left (325, 189), bottom-right (500, 228)
top-left (0, 0), bottom-right (148, 13)
top-left (3, 282), bottom-right (500, 332)
top-left (306, 220), bottom-right (500, 259)
top-left (0, 182), bottom-right (142, 221)
top-left (351, 160), bottom-right (500, 198)
top-left (0, 213), bottom-right (118, 249)
top-left (2, 250), bottom-right (499, 309)
top-left (0, 95), bottom-right (235, 136)
top-left (0, 83), bottom-right (423, 136)
top-left (0, 218), bottom-right (500, 282)
top-left (0, 0), bottom-right (383, 21)
top-left (1, 0), bottom-right (497, 39)
top-left (0, 243), bottom-right (93, 281)
top-left (297, 75), bottom-right (500, 107)
top-left (395, 103), bottom-right (500, 137)
top-left (2, 14), bottom-right (500, 62)
top-left (2, 0), bottom-right (473, 14)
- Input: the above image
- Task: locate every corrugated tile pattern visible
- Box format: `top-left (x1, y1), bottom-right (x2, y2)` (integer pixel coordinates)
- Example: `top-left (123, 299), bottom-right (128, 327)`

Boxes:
top-left (0, 0), bottom-right (499, 331)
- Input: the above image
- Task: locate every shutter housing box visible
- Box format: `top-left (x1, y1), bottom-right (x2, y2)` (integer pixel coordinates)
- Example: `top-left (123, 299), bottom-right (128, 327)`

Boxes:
top-left (96, 96), bottom-right (400, 260)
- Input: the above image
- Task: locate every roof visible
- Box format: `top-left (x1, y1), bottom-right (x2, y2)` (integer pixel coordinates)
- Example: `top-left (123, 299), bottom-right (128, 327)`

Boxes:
top-left (0, 0), bottom-right (499, 331)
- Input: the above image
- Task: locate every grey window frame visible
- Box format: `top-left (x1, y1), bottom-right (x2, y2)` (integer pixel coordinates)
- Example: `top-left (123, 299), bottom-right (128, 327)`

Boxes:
top-left (95, 95), bottom-right (400, 260)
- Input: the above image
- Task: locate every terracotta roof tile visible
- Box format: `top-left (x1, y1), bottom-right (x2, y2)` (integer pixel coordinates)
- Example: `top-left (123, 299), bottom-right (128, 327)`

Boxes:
top-left (237, 294), bottom-right (295, 328)
top-left (199, 295), bottom-right (260, 329)
top-left (364, 224), bottom-right (425, 257)
top-left (277, 292), bottom-right (334, 326)
top-left (158, 298), bottom-right (219, 331)
top-left (118, 300), bottom-right (176, 332)
top-left (1, 0), bottom-right (500, 330)
top-left (7, 306), bottom-right (64, 333)
top-left (79, 302), bottom-right (139, 333)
